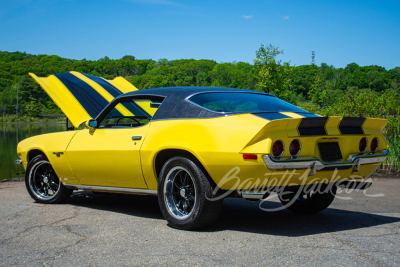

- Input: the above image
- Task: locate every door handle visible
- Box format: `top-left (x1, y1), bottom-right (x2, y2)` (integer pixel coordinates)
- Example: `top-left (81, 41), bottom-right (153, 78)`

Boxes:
top-left (132, 136), bottom-right (142, 140)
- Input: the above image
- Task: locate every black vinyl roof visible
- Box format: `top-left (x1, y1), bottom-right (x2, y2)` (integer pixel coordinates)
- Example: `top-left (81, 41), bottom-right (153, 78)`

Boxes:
top-left (120, 86), bottom-right (271, 98)
top-left (117, 87), bottom-right (274, 121)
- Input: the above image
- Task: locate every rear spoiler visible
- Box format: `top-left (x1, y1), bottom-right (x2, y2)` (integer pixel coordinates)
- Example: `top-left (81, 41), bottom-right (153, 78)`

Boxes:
top-left (285, 116), bottom-right (387, 137)
top-left (241, 116), bottom-right (387, 153)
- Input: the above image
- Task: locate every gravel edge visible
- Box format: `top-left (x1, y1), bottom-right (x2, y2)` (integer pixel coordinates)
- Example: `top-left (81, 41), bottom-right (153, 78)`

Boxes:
top-left (1, 177), bottom-right (24, 183)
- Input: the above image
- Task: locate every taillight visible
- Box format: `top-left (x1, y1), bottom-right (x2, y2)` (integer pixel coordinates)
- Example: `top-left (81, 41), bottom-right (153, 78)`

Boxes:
top-left (371, 137), bottom-right (379, 152)
top-left (289, 139), bottom-right (301, 156)
top-left (243, 154), bottom-right (257, 160)
top-left (272, 140), bottom-right (284, 157)
top-left (359, 137), bottom-right (367, 152)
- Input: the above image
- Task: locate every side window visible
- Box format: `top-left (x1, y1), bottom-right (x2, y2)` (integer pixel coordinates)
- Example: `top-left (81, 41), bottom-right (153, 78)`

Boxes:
top-left (98, 98), bottom-right (163, 128)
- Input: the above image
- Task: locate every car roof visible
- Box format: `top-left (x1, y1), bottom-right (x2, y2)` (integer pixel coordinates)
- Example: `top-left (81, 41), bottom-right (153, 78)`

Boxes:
top-left (116, 87), bottom-right (275, 121)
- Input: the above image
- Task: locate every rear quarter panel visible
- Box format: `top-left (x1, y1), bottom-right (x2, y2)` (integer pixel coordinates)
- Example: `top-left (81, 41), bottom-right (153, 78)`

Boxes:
top-left (141, 115), bottom-right (271, 190)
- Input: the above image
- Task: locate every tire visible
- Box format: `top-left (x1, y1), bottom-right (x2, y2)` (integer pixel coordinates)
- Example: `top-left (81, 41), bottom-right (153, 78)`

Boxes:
top-left (158, 156), bottom-right (223, 230)
top-left (278, 183), bottom-right (337, 214)
top-left (25, 155), bottom-right (72, 204)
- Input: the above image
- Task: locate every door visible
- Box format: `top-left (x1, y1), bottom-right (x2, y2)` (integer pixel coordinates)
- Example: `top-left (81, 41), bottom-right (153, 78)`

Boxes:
top-left (65, 95), bottom-right (162, 189)
top-left (66, 124), bottom-right (150, 188)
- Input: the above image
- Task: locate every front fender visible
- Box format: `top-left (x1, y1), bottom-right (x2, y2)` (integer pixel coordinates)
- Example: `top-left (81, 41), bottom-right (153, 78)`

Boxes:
top-left (17, 131), bottom-right (79, 184)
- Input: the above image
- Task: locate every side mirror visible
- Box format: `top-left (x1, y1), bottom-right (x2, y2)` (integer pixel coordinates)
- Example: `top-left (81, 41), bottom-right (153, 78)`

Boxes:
top-left (150, 102), bottom-right (161, 108)
top-left (85, 120), bottom-right (97, 131)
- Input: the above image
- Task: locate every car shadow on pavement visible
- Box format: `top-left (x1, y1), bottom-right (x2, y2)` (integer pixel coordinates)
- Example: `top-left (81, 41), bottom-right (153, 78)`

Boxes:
top-left (65, 191), bottom-right (164, 220)
top-left (65, 191), bottom-right (400, 236)
top-left (202, 198), bottom-right (400, 236)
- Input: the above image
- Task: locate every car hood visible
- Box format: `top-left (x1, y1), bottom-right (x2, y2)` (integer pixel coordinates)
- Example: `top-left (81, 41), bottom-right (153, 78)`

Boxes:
top-left (29, 71), bottom-right (138, 128)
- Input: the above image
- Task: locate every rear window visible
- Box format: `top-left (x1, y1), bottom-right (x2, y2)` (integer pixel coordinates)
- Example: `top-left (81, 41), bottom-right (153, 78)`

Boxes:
top-left (188, 92), bottom-right (309, 113)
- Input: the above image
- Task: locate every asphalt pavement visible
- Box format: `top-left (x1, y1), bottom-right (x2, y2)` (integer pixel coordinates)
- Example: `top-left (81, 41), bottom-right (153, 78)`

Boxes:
top-left (1, 178), bottom-right (399, 266)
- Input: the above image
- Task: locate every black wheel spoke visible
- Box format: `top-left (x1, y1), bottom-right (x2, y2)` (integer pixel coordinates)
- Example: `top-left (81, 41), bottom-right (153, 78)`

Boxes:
top-left (177, 199), bottom-right (183, 209)
top-left (183, 201), bottom-right (188, 213)
top-left (179, 172), bottom-right (186, 185)
top-left (49, 182), bottom-right (59, 192)
top-left (43, 187), bottom-right (48, 196)
top-left (41, 165), bottom-right (49, 175)
top-left (36, 171), bottom-right (45, 177)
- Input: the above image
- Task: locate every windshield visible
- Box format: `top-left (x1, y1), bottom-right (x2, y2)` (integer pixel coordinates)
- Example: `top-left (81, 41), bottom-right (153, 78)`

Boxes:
top-left (188, 92), bottom-right (309, 113)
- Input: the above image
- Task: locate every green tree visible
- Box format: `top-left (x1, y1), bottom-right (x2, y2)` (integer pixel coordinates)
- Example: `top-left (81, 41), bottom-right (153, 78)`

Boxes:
top-left (121, 55), bottom-right (135, 61)
top-left (308, 75), bottom-right (328, 106)
top-left (24, 97), bottom-right (42, 117)
top-left (254, 44), bottom-right (291, 100)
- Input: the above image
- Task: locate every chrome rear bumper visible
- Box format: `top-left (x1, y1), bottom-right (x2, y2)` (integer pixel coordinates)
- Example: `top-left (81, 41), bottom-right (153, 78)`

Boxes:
top-left (263, 149), bottom-right (388, 175)
top-left (15, 159), bottom-right (22, 165)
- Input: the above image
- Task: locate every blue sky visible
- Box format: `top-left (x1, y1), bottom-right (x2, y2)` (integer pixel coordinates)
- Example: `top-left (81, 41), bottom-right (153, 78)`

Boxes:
top-left (0, 0), bottom-right (399, 69)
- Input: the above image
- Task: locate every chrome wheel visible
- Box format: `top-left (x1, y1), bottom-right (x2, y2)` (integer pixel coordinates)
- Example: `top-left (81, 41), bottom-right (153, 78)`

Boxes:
top-left (29, 161), bottom-right (61, 200)
top-left (163, 166), bottom-right (197, 220)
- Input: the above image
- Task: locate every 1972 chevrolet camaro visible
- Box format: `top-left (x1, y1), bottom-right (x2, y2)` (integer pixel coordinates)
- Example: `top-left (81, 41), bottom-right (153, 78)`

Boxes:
top-left (16, 71), bottom-right (388, 229)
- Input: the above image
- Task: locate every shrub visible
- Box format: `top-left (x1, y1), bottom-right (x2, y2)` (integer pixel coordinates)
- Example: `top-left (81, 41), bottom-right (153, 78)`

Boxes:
top-left (8, 115), bottom-right (16, 122)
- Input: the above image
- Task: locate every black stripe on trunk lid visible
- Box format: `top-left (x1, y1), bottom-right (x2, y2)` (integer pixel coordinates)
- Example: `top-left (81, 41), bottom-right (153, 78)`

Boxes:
top-left (339, 117), bottom-right (365, 134)
top-left (253, 113), bottom-right (291, 121)
top-left (298, 117), bottom-right (328, 135)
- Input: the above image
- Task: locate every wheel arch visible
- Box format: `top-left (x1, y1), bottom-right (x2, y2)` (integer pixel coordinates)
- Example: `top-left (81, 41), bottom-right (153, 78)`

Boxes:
top-left (154, 149), bottom-right (217, 187)
top-left (27, 149), bottom-right (48, 163)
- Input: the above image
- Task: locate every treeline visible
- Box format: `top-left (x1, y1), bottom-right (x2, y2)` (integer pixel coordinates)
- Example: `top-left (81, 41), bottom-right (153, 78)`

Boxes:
top-left (1, 49), bottom-right (400, 171)
top-left (0, 50), bottom-right (399, 117)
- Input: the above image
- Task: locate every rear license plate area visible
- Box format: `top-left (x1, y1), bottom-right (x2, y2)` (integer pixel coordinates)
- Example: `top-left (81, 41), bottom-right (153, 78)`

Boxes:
top-left (318, 142), bottom-right (342, 161)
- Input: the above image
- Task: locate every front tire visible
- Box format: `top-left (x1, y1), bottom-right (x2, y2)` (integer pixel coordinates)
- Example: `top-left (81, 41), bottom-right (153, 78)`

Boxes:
top-left (158, 157), bottom-right (223, 230)
top-left (25, 155), bottom-right (72, 204)
top-left (278, 184), bottom-right (337, 214)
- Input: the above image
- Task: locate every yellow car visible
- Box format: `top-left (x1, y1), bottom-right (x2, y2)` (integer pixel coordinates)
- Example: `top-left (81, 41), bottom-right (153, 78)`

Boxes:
top-left (16, 72), bottom-right (388, 230)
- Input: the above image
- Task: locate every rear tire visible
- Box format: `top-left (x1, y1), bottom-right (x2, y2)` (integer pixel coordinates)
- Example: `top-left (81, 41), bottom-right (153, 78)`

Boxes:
top-left (158, 156), bottom-right (223, 230)
top-left (278, 184), bottom-right (337, 214)
top-left (25, 155), bottom-right (72, 204)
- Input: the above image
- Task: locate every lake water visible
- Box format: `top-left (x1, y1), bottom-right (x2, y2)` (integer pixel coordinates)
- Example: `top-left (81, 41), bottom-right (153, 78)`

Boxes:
top-left (0, 123), bottom-right (65, 180)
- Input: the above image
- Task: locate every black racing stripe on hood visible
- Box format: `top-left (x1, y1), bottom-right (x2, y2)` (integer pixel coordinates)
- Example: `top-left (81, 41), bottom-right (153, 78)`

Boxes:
top-left (298, 117), bottom-right (328, 135)
top-left (55, 72), bottom-right (121, 118)
top-left (339, 117), bottom-right (365, 134)
top-left (254, 113), bottom-right (291, 121)
top-left (82, 73), bottom-right (150, 118)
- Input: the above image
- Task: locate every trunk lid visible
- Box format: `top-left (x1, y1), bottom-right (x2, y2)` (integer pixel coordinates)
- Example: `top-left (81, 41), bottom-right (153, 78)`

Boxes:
top-left (240, 112), bottom-right (387, 153)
